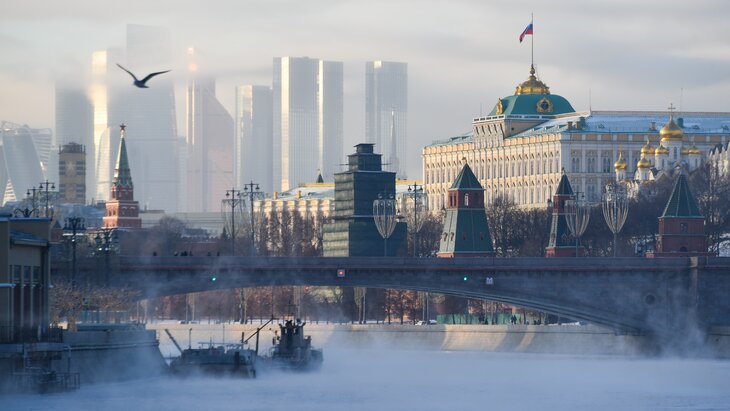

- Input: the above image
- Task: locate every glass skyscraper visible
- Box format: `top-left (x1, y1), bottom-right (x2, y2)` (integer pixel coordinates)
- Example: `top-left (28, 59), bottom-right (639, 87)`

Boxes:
top-left (365, 61), bottom-right (408, 178)
top-left (235, 85), bottom-right (273, 192)
top-left (273, 57), bottom-right (343, 191)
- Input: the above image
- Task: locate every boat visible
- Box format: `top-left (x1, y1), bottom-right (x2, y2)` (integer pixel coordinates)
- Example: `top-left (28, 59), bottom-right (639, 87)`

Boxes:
top-left (262, 319), bottom-right (323, 371)
top-left (165, 330), bottom-right (256, 378)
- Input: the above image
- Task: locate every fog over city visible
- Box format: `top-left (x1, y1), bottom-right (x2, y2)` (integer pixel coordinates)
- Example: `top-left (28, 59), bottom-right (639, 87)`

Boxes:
top-left (2, 0), bottom-right (729, 178)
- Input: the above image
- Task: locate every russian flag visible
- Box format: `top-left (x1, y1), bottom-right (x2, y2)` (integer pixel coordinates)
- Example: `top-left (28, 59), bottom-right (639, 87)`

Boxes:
top-left (519, 22), bottom-right (533, 43)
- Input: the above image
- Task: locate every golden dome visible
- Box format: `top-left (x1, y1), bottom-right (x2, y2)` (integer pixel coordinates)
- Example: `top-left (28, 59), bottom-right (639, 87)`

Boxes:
top-left (660, 115), bottom-right (684, 142)
top-left (515, 65), bottom-right (550, 95)
top-left (614, 151), bottom-right (628, 170)
top-left (640, 140), bottom-right (654, 154)
top-left (688, 144), bottom-right (702, 155)
top-left (655, 144), bottom-right (669, 155)
top-left (637, 156), bottom-right (651, 169)
top-left (681, 146), bottom-right (690, 155)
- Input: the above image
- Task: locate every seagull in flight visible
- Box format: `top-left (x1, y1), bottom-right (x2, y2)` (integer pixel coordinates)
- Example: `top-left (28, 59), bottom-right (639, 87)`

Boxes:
top-left (117, 63), bottom-right (171, 88)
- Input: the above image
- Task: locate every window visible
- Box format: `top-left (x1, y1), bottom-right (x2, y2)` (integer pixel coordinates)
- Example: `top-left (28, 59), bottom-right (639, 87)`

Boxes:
top-left (572, 156), bottom-right (581, 173)
top-left (464, 194), bottom-right (469, 206)
top-left (602, 156), bottom-right (611, 173)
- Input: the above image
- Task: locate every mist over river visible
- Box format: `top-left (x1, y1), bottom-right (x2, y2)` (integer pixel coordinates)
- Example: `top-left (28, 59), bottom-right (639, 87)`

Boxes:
top-left (6, 347), bottom-right (730, 411)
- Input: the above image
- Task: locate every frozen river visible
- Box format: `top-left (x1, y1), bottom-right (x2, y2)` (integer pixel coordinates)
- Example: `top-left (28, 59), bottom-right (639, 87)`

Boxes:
top-left (6, 348), bottom-right (730, 411)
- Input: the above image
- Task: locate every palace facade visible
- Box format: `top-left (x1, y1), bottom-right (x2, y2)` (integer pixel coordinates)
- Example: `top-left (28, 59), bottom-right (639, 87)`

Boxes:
top-left (422, 65), bottom-right (730, 210)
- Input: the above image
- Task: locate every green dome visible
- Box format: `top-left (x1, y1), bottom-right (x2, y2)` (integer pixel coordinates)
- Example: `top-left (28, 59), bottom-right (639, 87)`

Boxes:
top-left (489, 93), bottom-right (575, 116)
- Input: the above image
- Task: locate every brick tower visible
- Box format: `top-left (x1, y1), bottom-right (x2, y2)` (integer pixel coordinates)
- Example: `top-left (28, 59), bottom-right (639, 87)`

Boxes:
top-left (646, 173), bottom-right (713, 257)
top-left (545, 170), bottom-right (583, 257)
top-left (103, 124), bottom-right (142, 229)
top-left (437, 160), bottom-right (494, 257)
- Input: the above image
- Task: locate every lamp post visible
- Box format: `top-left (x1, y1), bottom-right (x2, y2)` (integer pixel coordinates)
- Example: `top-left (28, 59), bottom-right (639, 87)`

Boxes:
top-left (94, 228), bottom-right (116, 286)
top-left (405, 183), bottom-right (428, 320)
top-left (63, 217), bottom-right (85, 289)
top-left (222, 188), bottom-right (244, 256)
top-left (373, 193), bottom-right (398, 325)
top-left (14, 188), bottom-right (40, 218)
top-left (242, 181), bottom-right (263, 256)
top-left (38, 180), bottom-right (55, 218)
top-left (405, 184), bottom-right (428, 257)
top-left (373, 193), bottom-right (398, 257)
top-left (565, 192), bottom-right (591, 257)
top-left (602, 183), bottom-right (629, 257)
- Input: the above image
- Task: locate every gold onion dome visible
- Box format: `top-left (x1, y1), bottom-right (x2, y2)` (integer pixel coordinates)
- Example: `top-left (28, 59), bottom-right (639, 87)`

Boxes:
top-left (688, 144), bottom-right (702, 155)
top-left (614, 152), bottom-right (628, 170)
top-left (660, 115), bottom-right (684, 142)
top-left (655, 144), bottom-right (669, 155)
top-left (681, 145), bottom-right (690, 155)
top-left (637, 156), bottom-right (652, 169)
top-left (515, 65), bottom-right (551, 95)
top-left (640, 140), bottom-right (654, 154)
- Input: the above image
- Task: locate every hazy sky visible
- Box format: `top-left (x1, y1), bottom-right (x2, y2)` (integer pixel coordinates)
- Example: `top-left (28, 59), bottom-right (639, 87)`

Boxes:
top-left (2, 0), bottom-right (729, 178)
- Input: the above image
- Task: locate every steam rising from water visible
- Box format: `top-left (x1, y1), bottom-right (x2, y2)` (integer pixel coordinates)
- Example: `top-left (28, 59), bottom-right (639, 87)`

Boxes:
top-left (6, 347), bottom-right (730, 411)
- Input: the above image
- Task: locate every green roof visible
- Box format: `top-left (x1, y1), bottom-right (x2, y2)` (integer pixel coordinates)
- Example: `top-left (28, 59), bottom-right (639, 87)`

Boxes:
top-left (555, 172), bottom-right (573, 196)
top-left (488, 94), bottom-right (575, 116)
top-left (450, 163), bottom-right (483, 190)
top-left (662, 174), bottom-right (702, 218)
top-left (113, 135), bottom-right (133, 188)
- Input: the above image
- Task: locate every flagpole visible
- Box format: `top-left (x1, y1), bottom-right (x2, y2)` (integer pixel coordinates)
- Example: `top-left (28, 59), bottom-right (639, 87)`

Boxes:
top-left (531, 13), bottom-right (534, 67)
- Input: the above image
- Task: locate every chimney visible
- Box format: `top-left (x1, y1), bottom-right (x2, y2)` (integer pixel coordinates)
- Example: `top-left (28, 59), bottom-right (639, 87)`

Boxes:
top-left (567, 121), bottom-right (574, 130)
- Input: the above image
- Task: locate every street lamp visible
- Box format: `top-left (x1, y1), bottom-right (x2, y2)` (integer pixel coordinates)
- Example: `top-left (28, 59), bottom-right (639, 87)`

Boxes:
top-left (242, 181), bottom-right (263, 256)
top-left (373, 193), bottom-right (398, 257)
top-left (373, 192), bottom-right (398, 325)
top-left (565, 192), bottom-right (591, 257)
top-left (222, 188), bottom-right (244, 256)
top-left (94, 228), bottom-right (116, 286)
top-left (38, 180), bottom-right (56, 219)
top-left (602, 183), bottom-right (629, 257)
top-left (405, 184), bottom-right (428, 257)
top-left (63, 217), bottom-right (85, 289)
top-left (14, 188), bottom-right (40, 218)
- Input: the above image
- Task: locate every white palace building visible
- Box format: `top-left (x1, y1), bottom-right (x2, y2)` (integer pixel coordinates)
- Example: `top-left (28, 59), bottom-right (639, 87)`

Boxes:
top-left (422, 65), bottom-right (730, 210)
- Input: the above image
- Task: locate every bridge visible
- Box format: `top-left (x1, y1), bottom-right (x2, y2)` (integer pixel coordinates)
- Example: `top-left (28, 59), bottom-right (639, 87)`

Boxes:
top-left (96, 255), bottom-right (730, 343)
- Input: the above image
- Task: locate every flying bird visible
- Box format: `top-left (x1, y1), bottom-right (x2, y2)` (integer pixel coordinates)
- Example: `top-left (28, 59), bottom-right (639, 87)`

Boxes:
top-left (116, 63), bottom-right (170, 88)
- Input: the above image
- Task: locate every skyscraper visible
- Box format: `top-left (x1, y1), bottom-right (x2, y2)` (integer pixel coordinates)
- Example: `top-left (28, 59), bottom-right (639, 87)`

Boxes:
top-left (235, 85), bottom-right (273, 191)
top-left (365, 61), bottom-right (408, 177)
top-left (91, 48), bottom-right (125, 204)
top-left (318, 61), bottom-right (343, 182)
top-left (55, 81), bottom-right (92, 202)
top-left (124, 24), bottom-right (179, 212)
top-left (273, 57), bottom-right (343, 191)
top-left (0, 122), bottom-right (45, 204)
top-left (185, 48), bottom-right (234, 212)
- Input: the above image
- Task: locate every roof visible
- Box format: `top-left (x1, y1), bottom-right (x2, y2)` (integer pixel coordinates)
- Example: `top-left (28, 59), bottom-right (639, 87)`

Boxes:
top-left (113, 134), bottom-right (133, 188)
top-left (427, 131), bottom-right (473, 148)
top-left (555, 172), bottom-right (573, 196)
top-left (513, 111), bottom-right (730, 138)
top-left (489, 93), bottom-right (575, 116)
top-left (450, 163), bottom-right (483, 190)
top-left (661, 173), bottom-right (702, 218)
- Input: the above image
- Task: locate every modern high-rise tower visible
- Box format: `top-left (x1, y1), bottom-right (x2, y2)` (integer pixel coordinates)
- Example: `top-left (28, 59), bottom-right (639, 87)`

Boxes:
top-left (185, 48), bottom-right (234, 212)
top-left (123, 24), bottom-right (179, 212)
top-left (273, 57), bottom-right (343, 191)
top-left (365, 61), bottom-right (408, 178)
top-left (55, 81), bottom-right (92, 203)
top-left (91, 48), bottom-right (125, 204)
top-left (235, 85), bottom-right (273, 191)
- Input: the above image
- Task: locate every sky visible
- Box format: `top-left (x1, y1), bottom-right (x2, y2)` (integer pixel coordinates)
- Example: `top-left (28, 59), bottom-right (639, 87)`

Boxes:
top-left (2, 0), bottom-right (730, 178)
